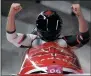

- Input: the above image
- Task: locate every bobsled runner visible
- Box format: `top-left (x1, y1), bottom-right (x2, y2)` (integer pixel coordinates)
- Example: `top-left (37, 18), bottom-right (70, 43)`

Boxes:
top-left (18, 42), bottom-right (83, 76)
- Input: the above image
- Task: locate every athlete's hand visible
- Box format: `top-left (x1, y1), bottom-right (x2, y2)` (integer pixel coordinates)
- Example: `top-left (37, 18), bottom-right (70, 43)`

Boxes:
top-left (71, 4), bottom-right (82, 17)
top-left (9, 3), bottom-right (22, 16)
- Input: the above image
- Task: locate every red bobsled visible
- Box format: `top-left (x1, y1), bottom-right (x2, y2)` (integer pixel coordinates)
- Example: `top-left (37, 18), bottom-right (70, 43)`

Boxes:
top-left (18, 42), bottom-right (83, 76)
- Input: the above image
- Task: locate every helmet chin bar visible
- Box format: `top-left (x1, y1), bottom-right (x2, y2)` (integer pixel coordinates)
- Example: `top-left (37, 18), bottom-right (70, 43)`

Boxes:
top-left (37, 28), bottom-right (61, 42)
top-left (37, 31), bottom-right (61, 42)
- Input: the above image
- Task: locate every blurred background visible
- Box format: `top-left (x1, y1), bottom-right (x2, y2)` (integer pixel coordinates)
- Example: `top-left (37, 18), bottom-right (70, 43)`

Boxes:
top-left (1, 0), bottom-right (91, 75)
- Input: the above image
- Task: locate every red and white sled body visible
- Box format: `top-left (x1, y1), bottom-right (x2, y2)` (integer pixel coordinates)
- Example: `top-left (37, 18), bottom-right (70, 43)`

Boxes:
top-left (18, 42), bottom-right (83, 75)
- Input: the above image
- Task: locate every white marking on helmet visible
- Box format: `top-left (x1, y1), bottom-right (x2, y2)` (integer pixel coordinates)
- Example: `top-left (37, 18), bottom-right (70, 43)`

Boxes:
top-left (39, 11), bottom-right (46, 20)
top-left (39, 11), bottom-right (44, 16)
top-left (44, 16), bottom-right (46, 20)
top-left (46, 19), bottom-right (49, 31)
top-left (56, 20), bottom-right (59, 30)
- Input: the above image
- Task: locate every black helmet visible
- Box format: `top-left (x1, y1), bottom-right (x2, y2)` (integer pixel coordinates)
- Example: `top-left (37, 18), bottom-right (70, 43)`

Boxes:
top-left (36, 10), bottom-right (63, 41)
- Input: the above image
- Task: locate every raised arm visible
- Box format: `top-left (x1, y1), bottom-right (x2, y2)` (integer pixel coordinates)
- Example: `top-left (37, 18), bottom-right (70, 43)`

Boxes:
top-left (6, 3), bottom-right (22, 32)
top-left (63, 4), bottom-right (89, 47)
top-left (6, 3), bottom-right (37, 48)
top-left (72, 4), bottom-right (88, 33)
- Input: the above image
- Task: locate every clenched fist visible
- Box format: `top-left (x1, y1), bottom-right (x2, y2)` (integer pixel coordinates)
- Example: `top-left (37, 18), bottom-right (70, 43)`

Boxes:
top-left (9, 3), bottom-right (22, 16)
top-left (72, 4), bottom-right (82, 17)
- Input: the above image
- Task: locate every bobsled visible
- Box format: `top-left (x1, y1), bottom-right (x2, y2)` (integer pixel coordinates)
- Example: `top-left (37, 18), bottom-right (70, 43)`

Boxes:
top-left (18, 42), bottom-right (83, 76)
